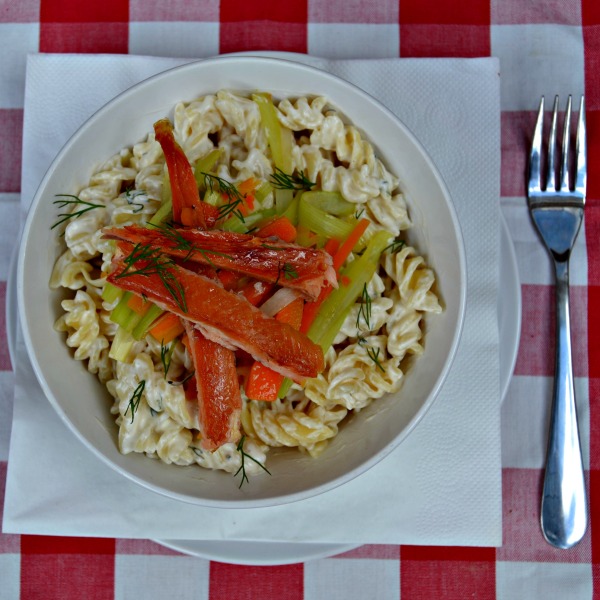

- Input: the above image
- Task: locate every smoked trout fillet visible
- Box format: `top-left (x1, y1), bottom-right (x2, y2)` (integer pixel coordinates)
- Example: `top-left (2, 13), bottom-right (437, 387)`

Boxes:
top-left (107, 243), bottom-right (325, 383)
top-left (182, 320), bottom-right (242, 450)
top-left (103, 224), bottom-right (336, 301)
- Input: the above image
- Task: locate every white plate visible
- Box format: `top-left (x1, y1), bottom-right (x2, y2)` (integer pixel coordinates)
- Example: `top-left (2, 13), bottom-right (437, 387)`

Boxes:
top-left (6, 212), bottom-right (520, 565)
top-left (153, 539), bottom-right (360, 566)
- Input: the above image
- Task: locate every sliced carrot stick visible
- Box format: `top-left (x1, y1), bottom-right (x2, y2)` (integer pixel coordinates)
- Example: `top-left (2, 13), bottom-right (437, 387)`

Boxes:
top-left (245, 298), bottom-right (304, 401)
top-left (300, 286), bottom-right (330, 334)
top-left (332, 217), bottom-right (370, 272)
top-left (149, 312), bottom-right (185, 344)
top-left (256, 215), bottom-right (297, 243)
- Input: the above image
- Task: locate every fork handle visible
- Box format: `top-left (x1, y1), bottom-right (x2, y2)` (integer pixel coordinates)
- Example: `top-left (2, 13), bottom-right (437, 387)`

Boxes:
top-left (541, 260), bottom-right (587, 548)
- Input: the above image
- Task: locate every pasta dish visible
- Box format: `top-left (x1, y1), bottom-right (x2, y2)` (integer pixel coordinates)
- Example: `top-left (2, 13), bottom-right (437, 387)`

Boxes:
top-left (49, 91), bottom-right (441, 485)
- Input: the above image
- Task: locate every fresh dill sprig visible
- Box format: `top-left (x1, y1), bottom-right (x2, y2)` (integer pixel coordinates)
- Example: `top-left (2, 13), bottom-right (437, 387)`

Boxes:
top-left (201, 172), bottom-right (246, 221)
top-left (124, 186), bottom-right (147, 213)
top-left (167, 371), bottom-right (194, 386)
top-left (51, 194), bottom-right (104, 230)
top-left (356, 283), bottom-right (372, 331)
top-left (366, 346), bottom-right (386, 373)
top-left (357, 336), bottom-right (386, 373)
top-left (275, 262), bottom-right (299, 284)
top-left (160, 340), bottom-right (176, 379)
top-left (126, 380), bottom-right (146, 423)
top-left (384, 236), bottom-right (406, 254)
top-left (234, 435), bottom-right (271, 488)
top-left (115, 243), bottom-right (187, 312)
top-left (270, 167), bottom-right (315, 191)
top-left (355, 208), bottom-right (365, 219)
top-left (283, 264), bottom-right (299, 279)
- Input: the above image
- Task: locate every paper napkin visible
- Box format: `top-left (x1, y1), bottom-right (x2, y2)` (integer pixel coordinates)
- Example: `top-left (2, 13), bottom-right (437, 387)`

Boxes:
top-left (4, 53), bottom-right (501, 546)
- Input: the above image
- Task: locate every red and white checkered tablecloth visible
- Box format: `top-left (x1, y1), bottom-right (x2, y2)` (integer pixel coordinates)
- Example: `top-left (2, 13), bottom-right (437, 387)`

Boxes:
top-left (1, 1), bottom-right (598, 598)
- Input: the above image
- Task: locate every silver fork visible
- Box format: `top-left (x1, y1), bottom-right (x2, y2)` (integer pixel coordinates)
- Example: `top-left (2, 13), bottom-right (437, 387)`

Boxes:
top-left (527, 95), bottom-right (587, 549)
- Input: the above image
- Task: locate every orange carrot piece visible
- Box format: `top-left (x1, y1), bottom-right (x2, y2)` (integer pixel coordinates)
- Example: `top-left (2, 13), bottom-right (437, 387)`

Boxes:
top-left (237, 177), bottom-right (259, 196)
top-left (274, 297), bottom-right (304, 329)
top-left (126, 293), bottom-right (149, 315)
top-left (256, 215), bottom-right (297, 243)
top-left (245, 362), bottom-right (283, 402)
top-left (149, 312), bottom-right (185, 344)
top-left (245, 298), bottom-right (304, 401)
top-left (332, 218), bottom-right (370, 272)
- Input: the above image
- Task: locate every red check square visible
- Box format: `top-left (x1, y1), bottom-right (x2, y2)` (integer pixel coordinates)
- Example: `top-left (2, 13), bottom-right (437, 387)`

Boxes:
top-left (591, 468), bottom-right (600, 563)
top-left (400, 0), bottom-right (490, 25)
top-left (585, 111), bottom-right (600, 196)
top-left (582, 0), bottom-right (600, 25)
top-left (40, 0), bottom-right (128, 22)
top-left (220, 0), bottom-right (307, 23)
top-left (39, 0), bottom-right (128, 53)
top-left (590, 379), bottom-right (600, 469)
top-left (588, 287), bottom-right (600, 374)
top-left (40, 22), bottom-right (129, 53)
top-left (400, 24), bottom-right (490, 57)
top-left (209, 563), bottom-right (303, 600)
top-left (400, 0), bottom-right (490, 57)
top-left (20, 536), bottom-right (116, 600)
top-left (400, 546), bottom-right (496, 599)
top-left (219, 21), bottom-right (307, 54)
top-left (219, 0), bottom-right (307, 54)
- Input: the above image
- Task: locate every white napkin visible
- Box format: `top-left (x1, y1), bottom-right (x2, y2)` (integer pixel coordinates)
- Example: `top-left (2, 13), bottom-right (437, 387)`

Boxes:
top-left (4, 53), bottom-right (501, 546)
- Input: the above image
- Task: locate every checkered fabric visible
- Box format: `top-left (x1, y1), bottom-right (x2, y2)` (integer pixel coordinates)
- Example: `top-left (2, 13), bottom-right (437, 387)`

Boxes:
top-left (1, 0), bottom-right (599, 598)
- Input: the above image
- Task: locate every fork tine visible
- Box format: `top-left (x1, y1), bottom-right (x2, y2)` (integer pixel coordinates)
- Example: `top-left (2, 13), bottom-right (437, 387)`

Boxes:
top-left (529, 96), bottom-right (544, 193)
top-left (575, 96), bottom-right (586, 198)
top-left (560, 95), bottom-right (572, 191)
top-left (547, 96), bottom-right (559, 191)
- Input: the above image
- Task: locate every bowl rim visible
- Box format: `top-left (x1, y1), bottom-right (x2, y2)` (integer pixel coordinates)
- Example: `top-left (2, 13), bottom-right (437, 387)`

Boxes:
top-left (17, 54), bottom-right (467, 508)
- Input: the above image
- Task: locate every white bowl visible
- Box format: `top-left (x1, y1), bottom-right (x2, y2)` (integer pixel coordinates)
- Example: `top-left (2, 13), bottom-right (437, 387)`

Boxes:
top-left (18, 56), bottom-right (466, 508)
